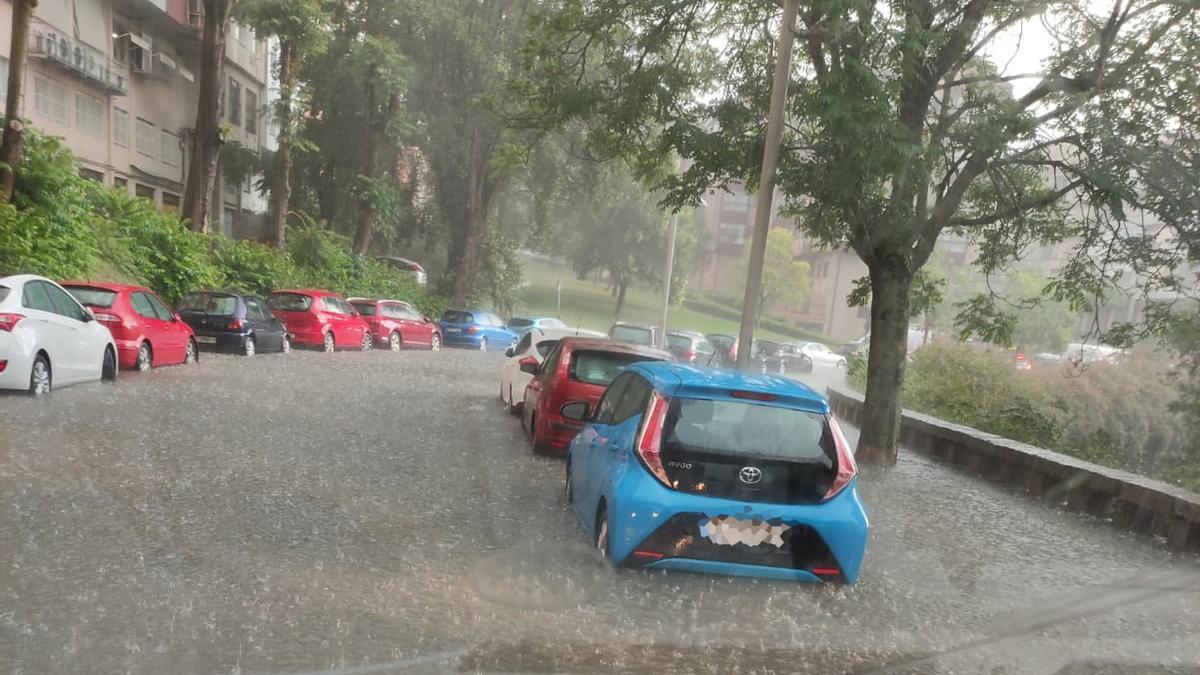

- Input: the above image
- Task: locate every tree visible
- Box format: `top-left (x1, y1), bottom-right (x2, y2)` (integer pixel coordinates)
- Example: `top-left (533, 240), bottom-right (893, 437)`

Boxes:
top-left (237, 0), bottom-right (329, 249)
top-left (392, 0), bottom-right (538, 304)
top-left (0, 0), bottom-right (38, 201)
top-left (293, 0), bottom-right (411, 254)
top-left (182, 0), bottom-right (238, 232)
top-left (737, 228), bottom-right (810, 327)
top-left (518, 0), bottom-right (1199, 463)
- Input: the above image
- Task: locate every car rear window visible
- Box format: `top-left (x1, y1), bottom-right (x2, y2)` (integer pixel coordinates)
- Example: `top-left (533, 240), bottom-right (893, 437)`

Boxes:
top-left (268, 293), bottom-right (312, 312)
top-left (64, 286), bottom-right (117, 308)
top-left (569, 350), bottom-right (659, 386)
top-left (178, 293), bottom-right (238, 315)
top-left (708, 335), bottom-right (733, 350)
top-left (351, 302), bottom-right (377, 316)
top-left (666, 334), bottom-right (692, 351)
top-left (611, 325), bottom-right (653, 344)
top-left (442, 310), bottom-right (474, 324)
top-left (664, 398), bottom-right (834, 465)
top-left (0, 286), bottom-right (8, 302)
top-left (508, 318), bottom-right (534, 328)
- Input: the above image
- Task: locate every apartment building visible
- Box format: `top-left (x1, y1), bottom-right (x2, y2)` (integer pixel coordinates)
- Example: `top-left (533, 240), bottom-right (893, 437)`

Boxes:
top-left (0, 0), bottom-right (272, 237)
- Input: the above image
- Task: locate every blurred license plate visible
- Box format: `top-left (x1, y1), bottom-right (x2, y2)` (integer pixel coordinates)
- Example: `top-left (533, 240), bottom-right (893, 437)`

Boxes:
top-left (446, 328), bottom-right (460, 333)
top-left (196, 336), bottom-right (217, 344)
top-left (699, 515), bottom-right (790, 548)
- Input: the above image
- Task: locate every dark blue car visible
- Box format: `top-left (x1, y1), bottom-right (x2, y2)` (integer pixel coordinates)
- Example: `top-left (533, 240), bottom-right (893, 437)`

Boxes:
top-left (438, 309), bottom-right (518, 351)
top-left (566, 362), bottom-right (868, 583)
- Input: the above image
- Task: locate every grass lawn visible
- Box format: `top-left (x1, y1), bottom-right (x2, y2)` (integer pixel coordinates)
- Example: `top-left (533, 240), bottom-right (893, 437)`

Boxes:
top-left (515, 259), bottom-right (806, 342)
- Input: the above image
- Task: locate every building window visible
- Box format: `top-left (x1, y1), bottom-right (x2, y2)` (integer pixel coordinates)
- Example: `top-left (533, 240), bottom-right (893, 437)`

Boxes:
top-left (112, 21), bottom-right (128, 64)
top-left (718, 221), bottom-right (747, 245)
top-left (34, 76), bottom-right (68, 124)
top-left (161, 130), bottom-right (181, 167)
top-left (135, 183), bottom-right (155, 202)
top-left (75, 93), bottom-right (104, 137)
top-left (136, 118), bottom-right (156, 157)
top-left (161, 192), bottom-right (180, 214)
top-left (79, 168), bottom-right (104, 183)
top-left (223, 207), bottom-right (236, 237)
top-left (113, 108), bottom-right (130, 147)
top-left (228, 77), bottom-right (241, 126)
top-left (114, 176), bottom-right (128, 191)
top-left (245, 89), bottom-right (258, 134)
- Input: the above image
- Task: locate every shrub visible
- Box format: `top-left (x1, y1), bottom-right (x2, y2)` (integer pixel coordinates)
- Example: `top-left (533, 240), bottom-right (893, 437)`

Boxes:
top-left (0, 131), bottom-right (98, 278)
top-left (88, 186), bottom-right (222, 304)
top-left (209, 237), bottom-right (302, 297)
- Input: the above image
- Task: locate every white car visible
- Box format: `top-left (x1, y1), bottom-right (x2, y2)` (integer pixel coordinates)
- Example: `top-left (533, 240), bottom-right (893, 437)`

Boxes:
top-left (500, 326), bottom-right (606, 413)
top-left (798, 341), bottom-right (848, 369)
top-left (0, 274), bottom-right (118, 394)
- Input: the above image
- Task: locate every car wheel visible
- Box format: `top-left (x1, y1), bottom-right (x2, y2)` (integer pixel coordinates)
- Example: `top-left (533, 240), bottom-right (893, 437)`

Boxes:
top-left (136, 342), bottom-right (153, 371)
top-left (479, 336), bottom-right (488, 351)
top-left (101, 347), bottom-right (118, 383)
top-left (244, 337), bottom-right (256, 357)
top-left (389, 331), bottom-right (401, 351)
top-left (323, 332), bottom-right (335, 353)
top-left (184, 339), bottom-right (198, 364)
top-left (361, 331), bottom-right (374, 351)
top-left (29, 354), bottom-right (51, 396)
top-left (430, 334), bottom-right (441, 352)
top-left (281, 336), bottom-right (291, 354)
top-left (595, 506), bottom-right (611, 561)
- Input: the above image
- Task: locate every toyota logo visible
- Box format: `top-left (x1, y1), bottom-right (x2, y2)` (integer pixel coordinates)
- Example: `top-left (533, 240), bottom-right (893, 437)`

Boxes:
top-left (738, 466), bottom-right (763, 485)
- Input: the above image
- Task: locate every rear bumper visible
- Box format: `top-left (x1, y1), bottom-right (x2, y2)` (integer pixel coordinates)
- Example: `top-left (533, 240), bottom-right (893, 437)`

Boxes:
top-left (113, 337), bottom-right (143, 369)
top-left (0, 332), bottom-right (35, 391)
top-left (288, 326), bottom-right (328, 347)
top-left (602, 469), bottom-right (869, 583)
top-left (442, 332), bottom-right (482, 348)
top-left (191, 329), bottom-right (250, 352)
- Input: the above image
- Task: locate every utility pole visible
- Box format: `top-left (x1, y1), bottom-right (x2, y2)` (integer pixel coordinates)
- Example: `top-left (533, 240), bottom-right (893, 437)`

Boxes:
top-left (658, 210), bottom-right (680, 348)
top-left (735, 0), bottom-right (798, 370)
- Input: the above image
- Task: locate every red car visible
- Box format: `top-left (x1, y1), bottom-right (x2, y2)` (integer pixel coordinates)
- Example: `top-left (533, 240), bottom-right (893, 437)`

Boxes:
top-left (522, 337), bottom-right (673, 454)
top-left (62, 282), bottom-right (197, 370)
top-left (267, 289), bottom-right (371, 352)
top-left (348, 298), bottom-right (442, 351)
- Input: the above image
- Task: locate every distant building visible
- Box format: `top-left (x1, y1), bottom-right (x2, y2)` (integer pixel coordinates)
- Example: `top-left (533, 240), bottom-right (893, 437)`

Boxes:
top-left (0, 0), bottom-right (273, 237)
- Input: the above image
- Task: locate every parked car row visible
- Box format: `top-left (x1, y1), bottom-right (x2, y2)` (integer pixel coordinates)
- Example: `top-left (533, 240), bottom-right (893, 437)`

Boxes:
top-left (495, 329), bottom-right (868, 584)
top-left (0, 274), bottom-right (448, 395)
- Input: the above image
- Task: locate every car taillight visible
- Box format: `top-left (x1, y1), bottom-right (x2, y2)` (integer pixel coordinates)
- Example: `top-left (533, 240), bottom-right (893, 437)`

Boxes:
top-left (465, 325), bottom-right (477, 334)
top-left (518, 356), bottom-right (538, 368)
top-left (0, 312), bottom-right (26, 332)
top-left (635, 391), bottom-right (671, 486)
top-left (408, 263), bottom-right (423, 272)
top-left (92, 311), bottom-right (121, 324)
top-left (228, 318), bottom-right (245, 330)
top-left (685, 348), bottom-right (696, 361)
top-left (824, 416), bottom-right (858, 501)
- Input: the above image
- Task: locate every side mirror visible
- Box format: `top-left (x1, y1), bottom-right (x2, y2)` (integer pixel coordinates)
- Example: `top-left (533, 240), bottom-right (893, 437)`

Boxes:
top-left (560, 401), bottom-right (589, 422)
top-left (82, 307), bottom-right (95, 322)
top-left (423, 315), bottom-right (431, 323)
top-left (519, 357), bottom-right (539, 375)
top-left (172, 313), bottom-right (181, 322)
top-left (504, 346), bottom-right (515, 358)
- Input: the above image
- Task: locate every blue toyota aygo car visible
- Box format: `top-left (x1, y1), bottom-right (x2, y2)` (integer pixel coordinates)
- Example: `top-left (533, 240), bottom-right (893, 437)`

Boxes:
top-left (565, 362), bottom-right (868, 583)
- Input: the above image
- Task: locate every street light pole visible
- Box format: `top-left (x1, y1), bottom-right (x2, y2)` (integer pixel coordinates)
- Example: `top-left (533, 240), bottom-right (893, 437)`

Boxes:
top-left (659, 210), bottom-right (680, 348)
top-left (735, 0), bottom-right (799, 371)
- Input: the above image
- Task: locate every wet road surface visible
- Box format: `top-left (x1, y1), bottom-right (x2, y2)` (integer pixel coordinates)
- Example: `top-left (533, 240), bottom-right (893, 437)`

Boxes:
top-left (1, 350), bottom-right (1198, 674)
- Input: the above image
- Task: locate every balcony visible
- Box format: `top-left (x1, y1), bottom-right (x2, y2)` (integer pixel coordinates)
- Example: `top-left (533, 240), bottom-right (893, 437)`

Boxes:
top-left (30, 25), bottom-right (126, 95)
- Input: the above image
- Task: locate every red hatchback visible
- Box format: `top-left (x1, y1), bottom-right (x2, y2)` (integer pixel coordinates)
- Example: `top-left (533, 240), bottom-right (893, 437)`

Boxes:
top-left (267, 290), bottom-right (371, 352)
top-left (348, 298), bottom-right (443, 351)
top-left (62, 282), bottom-right (197, 370)
top-left (522, 337), bottom-right (673, 454)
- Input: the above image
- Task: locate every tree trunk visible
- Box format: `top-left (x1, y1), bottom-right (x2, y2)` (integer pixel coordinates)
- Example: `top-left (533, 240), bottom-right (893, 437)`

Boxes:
top-left (615, 280), bottom-right (628, 317)
top-left (182, 0), bottom-right (232, 232)
top-left (269, 41), bottom-right (295, 249)
top-left (856, 262), bottom-right (915, 465)
top-left (451, 125), bottom-right (494, 305)
top-left (0, 0), bottom-right (37, 201)
top-left (351, 77), bottom-right (398, 255)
